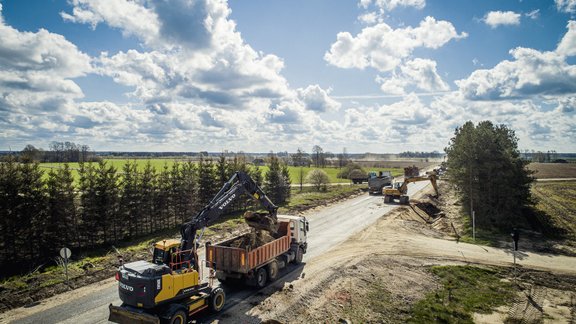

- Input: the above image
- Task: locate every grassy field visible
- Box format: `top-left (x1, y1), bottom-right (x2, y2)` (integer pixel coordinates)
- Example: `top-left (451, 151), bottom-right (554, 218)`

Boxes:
top-left (39, 159), bottom-right (404, 185)
top-left (531, 181), bottom-right (576, 240)
top-left (527, 162), bottom-right (576, 178)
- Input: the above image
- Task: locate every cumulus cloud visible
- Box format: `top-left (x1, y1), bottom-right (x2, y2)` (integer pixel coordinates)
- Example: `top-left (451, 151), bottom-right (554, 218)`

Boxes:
top-left (297, 85), bottom-right (341, 113)
top-left (555, 0), bottom-right (576, 13)
top-left (377, 58), bottom-right (449, 94)
top-left (483, 11), bottom-right (521, 28)
top-left (457, 22), bottom-right (576, 101)
top-left (325, 16), bottom-right (466, 72)
top-left (0, 5), bottom-right (91, 116)
top-left (557, 21), bottom-right (576, 57)
top-left (456, 21), bottom-right (576, 100)
top-left (457, 48), bottom-right (576, 100)
top-left (65, 0), bottom-right (292, 112)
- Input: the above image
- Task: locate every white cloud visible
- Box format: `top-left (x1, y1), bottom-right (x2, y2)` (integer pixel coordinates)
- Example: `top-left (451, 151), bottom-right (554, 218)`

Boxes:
top-left (377, 58), bottom-right (449, 94)
top-left (61, 0), bottom-right (160, 46)
top-left (557, 21), bottom-right (576, 57)
top-left (297, 85), bottom-right (341, 113)
top-left (555, 0), bottom-right (576, 13)
top-left (64, 0), bottom-right (292, 111)
top-left (457, 47), bottom-right (576, 100)
top-left (325, 16), bottom-right (466, 72)
top-left (526, 9), bottom-right (540, 20)
top-left (0, 6), bottom-right (91, 118)
top-left (358, 12), bottom-right (379, 25)
top-left (483, 11), bottom-right (521, 28)
top-left (359, 0), bottom-right (425, 11)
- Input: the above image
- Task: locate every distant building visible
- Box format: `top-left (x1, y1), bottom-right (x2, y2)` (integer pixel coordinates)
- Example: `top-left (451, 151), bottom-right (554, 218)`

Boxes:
top-left (252, 158), bottom-right (265, 166)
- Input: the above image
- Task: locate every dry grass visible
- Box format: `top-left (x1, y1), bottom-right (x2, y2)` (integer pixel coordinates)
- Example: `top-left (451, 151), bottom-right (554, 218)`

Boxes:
top-left (527, 162), bottom-right (576, 179)
top-left (531, 181), bottom-right (576, 240)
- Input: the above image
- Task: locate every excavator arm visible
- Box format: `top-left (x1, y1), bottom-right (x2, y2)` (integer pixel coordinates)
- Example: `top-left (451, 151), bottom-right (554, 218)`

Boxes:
top-left (180, 171), bottom-right (278, 254)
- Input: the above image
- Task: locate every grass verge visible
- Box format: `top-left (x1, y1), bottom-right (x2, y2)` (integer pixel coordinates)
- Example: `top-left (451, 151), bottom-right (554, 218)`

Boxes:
top-left (410, 266), bottom-right (514, 323)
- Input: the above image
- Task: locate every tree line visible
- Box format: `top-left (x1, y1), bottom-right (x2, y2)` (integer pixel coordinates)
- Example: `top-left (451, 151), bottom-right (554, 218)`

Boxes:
top-left (0, 154), bottom-right (290, 277)
top-left (17, 141), bottom-right (98, 163)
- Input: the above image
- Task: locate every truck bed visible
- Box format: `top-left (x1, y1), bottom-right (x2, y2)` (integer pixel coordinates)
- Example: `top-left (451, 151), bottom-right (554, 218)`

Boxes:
top-left (206, 221), bottom-right (291, 273)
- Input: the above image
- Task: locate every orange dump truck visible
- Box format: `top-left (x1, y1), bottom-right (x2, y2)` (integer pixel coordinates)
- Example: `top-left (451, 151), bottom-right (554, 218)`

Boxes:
top-left (206, 215), bottom-right (309, 288)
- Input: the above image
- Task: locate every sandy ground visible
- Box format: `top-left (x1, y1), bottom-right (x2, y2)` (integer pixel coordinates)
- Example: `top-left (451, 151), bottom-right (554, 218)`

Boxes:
top-left (217, 183), bottom-right (576, 323)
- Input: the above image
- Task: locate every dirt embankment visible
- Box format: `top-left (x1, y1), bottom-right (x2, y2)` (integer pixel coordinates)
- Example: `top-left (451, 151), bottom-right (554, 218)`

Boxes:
top-left (219, 182), bottom-right (576, 323)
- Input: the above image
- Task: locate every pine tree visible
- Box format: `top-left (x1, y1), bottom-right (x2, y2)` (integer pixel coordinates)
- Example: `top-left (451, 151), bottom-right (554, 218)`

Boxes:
top-left (0, 157), bottom-right (20, 269)
top-left (180, 161), bottom-right (198, 222)
top-left (119, 161), bottom-right (140, 238)
top-left (140, 161), bottom-right (157, 234)
top-left (155, 163), bottom-right (172, 229)
top-left (445, 121), bottom-right (534, 229)
top-left (216, 154), bottom-right (230, 186)
top-left (197, 157), bottom-right (217, 208)
top-left (45, 164), bottom-right (78, 252)
top-left (94, 161), bottom-right (120, 243)
top-left (17, 162), bottom-right (47, 261)
top-left (78, 162), bottom-right (98, 247)
top-left (264, 154), bottom-right (287, 204)
top-left (281, 163), bottom-right (292, 200)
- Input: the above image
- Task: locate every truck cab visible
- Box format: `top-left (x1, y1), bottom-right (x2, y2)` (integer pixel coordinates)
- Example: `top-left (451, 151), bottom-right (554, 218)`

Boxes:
top-left (280, 215), bottom-right (309, 247)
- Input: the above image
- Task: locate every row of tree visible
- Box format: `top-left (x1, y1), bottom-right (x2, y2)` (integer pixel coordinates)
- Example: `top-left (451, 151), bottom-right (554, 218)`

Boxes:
top-left (18, 141), bottom-right (98, 163)
top-left (0, 154), bottom-right (291, 277)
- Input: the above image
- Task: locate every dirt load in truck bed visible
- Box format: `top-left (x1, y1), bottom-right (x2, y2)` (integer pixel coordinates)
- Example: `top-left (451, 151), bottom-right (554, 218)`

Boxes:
top-left (223, 230), bottom-right (276, 249)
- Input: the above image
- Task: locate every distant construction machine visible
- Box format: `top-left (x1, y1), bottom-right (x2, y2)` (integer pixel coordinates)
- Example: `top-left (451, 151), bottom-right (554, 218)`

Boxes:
top-left (382, 166), bottom-right (439, 204)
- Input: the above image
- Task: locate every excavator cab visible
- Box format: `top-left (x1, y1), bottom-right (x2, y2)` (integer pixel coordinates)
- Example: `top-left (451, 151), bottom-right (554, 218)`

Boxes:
top-left (152, 239), bottom-right (181, 266)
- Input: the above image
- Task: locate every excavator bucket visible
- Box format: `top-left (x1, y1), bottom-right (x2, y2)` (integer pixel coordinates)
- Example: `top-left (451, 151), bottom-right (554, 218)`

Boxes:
top-left (243, 211), bottom-right (279, 234)
top-left (108, 304), bottom-right (160, 324)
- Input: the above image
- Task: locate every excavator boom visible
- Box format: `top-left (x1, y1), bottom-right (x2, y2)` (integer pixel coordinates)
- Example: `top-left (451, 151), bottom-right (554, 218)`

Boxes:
top-left (383, 171), bottom-right (439, 204)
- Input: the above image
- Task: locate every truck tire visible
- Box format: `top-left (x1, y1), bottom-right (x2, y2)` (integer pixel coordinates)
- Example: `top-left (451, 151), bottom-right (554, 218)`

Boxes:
top-left (384, 195), bottom-right (391, 203)
top-left (267, 261), bottom-right (279, 282)
top-left (400, 196), bottom-right (409, 204)
top-left (256, 267), bottom-right (268, 288)
top-left (164, 308), bottom-right (187, 324)
top-left (293, 247), bottom-right (304, 265)
top-left (210, 287), bottom-right (226, 312)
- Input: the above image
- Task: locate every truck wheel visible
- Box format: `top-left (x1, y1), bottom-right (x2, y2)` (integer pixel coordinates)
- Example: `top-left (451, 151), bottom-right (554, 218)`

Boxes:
top-left (384, 195), bottom-right (391, 203)
top-left (256, 267), bottom-right (268, 288)
top-left (293, 247), bottom-right (304, 265)
top-left (267, 261), bottom-right (279, 282)
top-left (210, 287), bottom-right (226, 312)
top-left (400, 196), bottom-right (409, 204)
top-left (165, 308), bottom-right (187, 324)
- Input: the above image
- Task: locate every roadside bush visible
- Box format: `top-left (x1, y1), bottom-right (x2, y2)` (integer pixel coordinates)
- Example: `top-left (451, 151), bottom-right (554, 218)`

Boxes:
top-left (306, 169), bottom-right (330, 191)
top-left (337, 162), bottom-right (364, 179)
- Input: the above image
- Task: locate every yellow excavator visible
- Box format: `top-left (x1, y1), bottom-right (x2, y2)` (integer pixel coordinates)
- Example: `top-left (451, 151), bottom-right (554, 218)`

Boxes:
top-left (383, 168), bottom-right (439, 204)
top-left (109, 171), bottom-right (279, 324)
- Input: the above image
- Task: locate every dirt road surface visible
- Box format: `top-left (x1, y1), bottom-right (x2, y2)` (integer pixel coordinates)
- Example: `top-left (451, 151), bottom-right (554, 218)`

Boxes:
top-left (3, 179), bottom-right (575, 323)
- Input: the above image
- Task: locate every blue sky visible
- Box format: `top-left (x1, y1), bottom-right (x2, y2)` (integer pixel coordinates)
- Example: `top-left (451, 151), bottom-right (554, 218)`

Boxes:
top-left (1, 0), bottom-right (575, 153)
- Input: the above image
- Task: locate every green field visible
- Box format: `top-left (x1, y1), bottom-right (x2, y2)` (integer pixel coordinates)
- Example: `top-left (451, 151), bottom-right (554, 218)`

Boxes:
top-left (39, 159), bottom-right (403, 185)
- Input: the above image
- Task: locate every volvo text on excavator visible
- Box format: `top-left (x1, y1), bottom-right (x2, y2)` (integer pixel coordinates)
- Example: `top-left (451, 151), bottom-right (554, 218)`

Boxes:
top-left (109, 171), bottom-right (280, 324)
